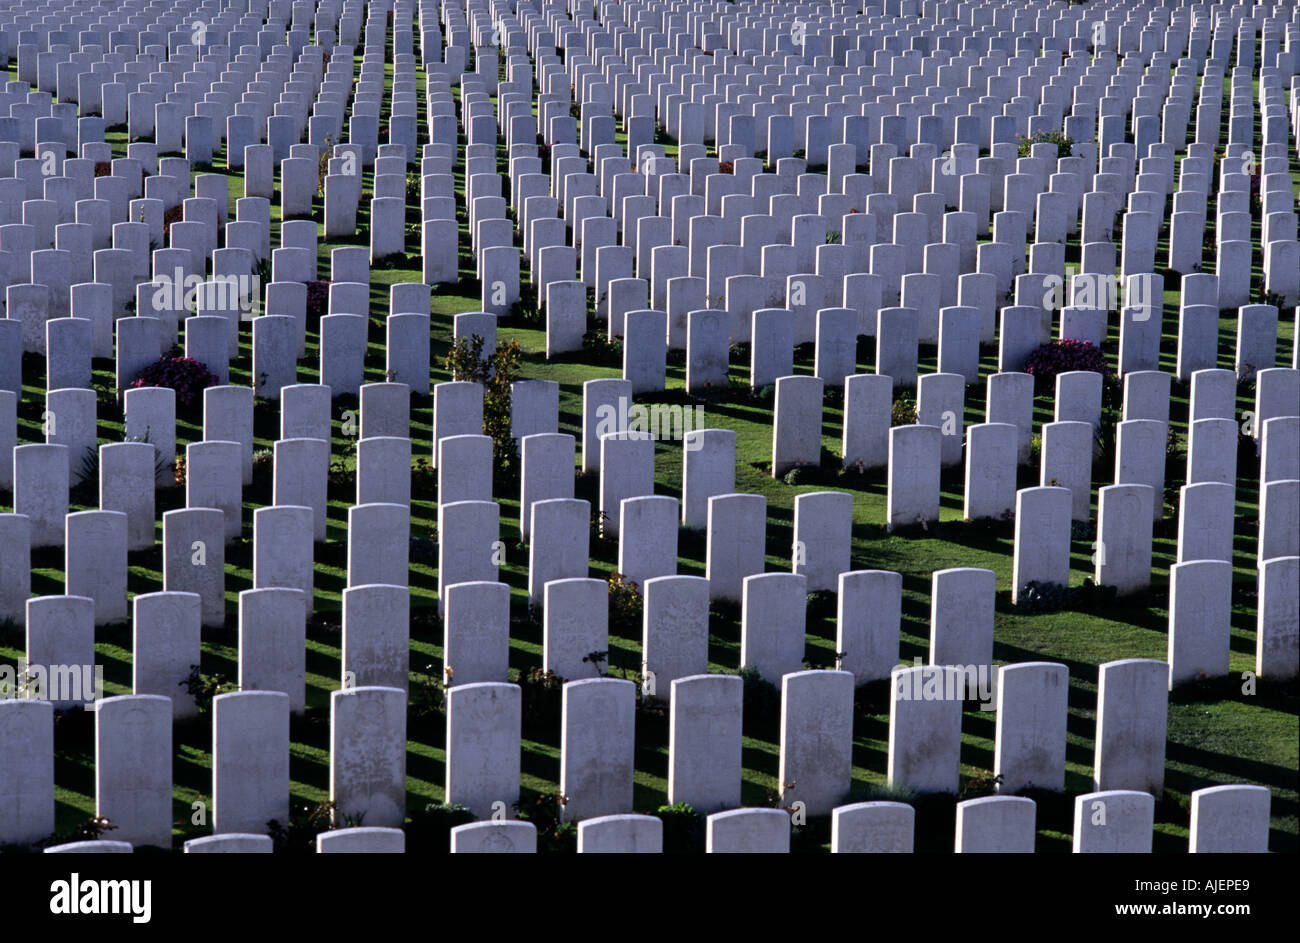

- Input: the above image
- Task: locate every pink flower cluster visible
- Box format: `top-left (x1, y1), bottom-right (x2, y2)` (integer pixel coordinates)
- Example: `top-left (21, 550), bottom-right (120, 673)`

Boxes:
top-left (130, 356), bottom-right (218, 408)
top-left (305, 280), bottom-right (332, 324)
top-left (1022, 338), bottom-right (1111, 389)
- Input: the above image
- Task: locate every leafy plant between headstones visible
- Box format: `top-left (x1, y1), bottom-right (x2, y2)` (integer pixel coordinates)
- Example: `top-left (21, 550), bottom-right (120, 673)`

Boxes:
top-left (443, 336), bottom-right (525, 474)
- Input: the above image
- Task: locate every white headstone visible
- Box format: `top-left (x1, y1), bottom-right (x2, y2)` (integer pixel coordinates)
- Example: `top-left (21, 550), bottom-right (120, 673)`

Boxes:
top-left (779, 670), bottom-right (855, 816)
top-left (668, 673), bottom-right (743, 814)
top-left (95, 694), bottom-right (172, 848)
top-left (561, 678), bottom-right (636, 822)
top-left (212, 691), bottom-right (290, 835)
top-left (330, 686), bottom-right (407, 828)
top-left (1094, 658), bottom-right (1168, 795)
top-left (446, 682), bottom-right (521, 819)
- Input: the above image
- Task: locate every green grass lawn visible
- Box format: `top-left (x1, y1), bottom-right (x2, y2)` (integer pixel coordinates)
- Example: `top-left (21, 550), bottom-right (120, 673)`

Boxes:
top-left (1, 33), bottom-right (1296, 854)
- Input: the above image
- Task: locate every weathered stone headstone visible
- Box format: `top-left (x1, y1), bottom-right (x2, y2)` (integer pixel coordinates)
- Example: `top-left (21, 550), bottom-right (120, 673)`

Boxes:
top-left (450, 821), bottom-right (537, 853)
top-left (772, 375), bottom-right (823, 475)
top-left (682, 428), bottom-right (736, 530)
top-left (994, 662), bottom-right (1068, 793)
top-left (330, 686), bottom-right (407, 828)
top-left (64, 510), bottom-right (128, 625)
top-left (706, 493), bottom-right (766, 602)
top-left (1094, 658), bottom-right (1168, 795)
top-left (253, 506), bottom-right (315, 602)
top-left (1095, 485), bottom-right (1154, 595)
top-left (1256, 556), bottom-right (1298, 680)
top-left (642, 575), bottom-right (709, 700)
top-left (618, 495), bottom-right (678, 589)
top-left (706, 808), bottom-right (790, 853)
top-left (741, 572), bottom-right (807, 683)
top-left (317, 827), bottom-right (407, 854)
top-left (539, 578), bottom-right (607, 684)
top-left (238, 588), bottom-right (307, 714)
top-left (1072, 791), bottom-right (1154, 853)
top-left (529, 498), bottom-right (591, 604)
top-left (1188, 785), bottom-right (1271, 853)
top-left (792, 491), bottom-right (852, 592)
top-left (184, 835), bottom-right (274, 854)
top-left (576, 814), bottom-right (664, 853)
top-left (212, 691), bottom-right (290, 835)
top-left (1011, 487), bottom-right (1072, 603)
top-left (186, 440), bottom-right (243, 541)
top-left (162, 508), bottom-right (225, 627)
top-left (446, 682), bottom-right (521, 819)
top-left (343, 584), bottom-right (410, 692)
top-left (599, 432), bottom-right (654, 536)
top-left (779, 670), bottom-right (855, 816)
top-left (887, 425), bottom-right (941, 529)
top-left (1040, 421), bottom-right (1094, 521)
top-left (95, 694), bottom-right (171, 848)
top-left (99, 442), bottom-right (156, 551)
top-left (964, 422), bottom-right (1018, 520)
top-left (930, 567), bottom-right (995, 697)
top-left (13, 444), bottom-right (69, 549)
top-left (349, 503), bottom-right (411, 589)
top-left (888, 665), bottom-right (963, 794)
top-left (830, 802), bottom-right (914, 853)
top-left (1168, 560), bottom-right (1232, 689)
top-left (132, 591), bottom-right (201, 720)
top-left (0, 699), bottom-right (54, 846)
top-left (445, 581), bottom-right (511, 686)
top-left (668, 673), bottom-right (743, 814)
top-left (954, 796), bottom-right (1037, 853)
top-left (561, 678), bottom-right (636, 822)
top-left (841, 374), bottom-right (892, 471)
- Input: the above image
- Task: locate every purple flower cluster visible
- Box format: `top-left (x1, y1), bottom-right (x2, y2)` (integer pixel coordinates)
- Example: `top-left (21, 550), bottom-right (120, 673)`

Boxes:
top-left (305, 280), bottom-right (332, 324)
top-left (130, 356), bottom-right (219, 408)
top-left (1022, 338), bottom-right (1111, 389)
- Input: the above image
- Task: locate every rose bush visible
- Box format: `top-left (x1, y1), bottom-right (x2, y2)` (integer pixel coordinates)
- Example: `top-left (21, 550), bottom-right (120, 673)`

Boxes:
top-left (130, 356), bottom-right (218, 408)
top-left (1022, 338), bottom-right (1110, 391)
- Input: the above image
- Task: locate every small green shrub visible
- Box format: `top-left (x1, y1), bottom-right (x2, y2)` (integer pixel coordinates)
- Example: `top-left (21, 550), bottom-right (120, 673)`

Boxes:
top-left (581, 329), bottom-right (623, 365)
top-left (960, 769), bottom-right (1004, 800)
top-left (519, 667), bottom-right (564, 734)
top-left (655, 802), bottom-right (705, 854)
top-left (267, 800), bottom-right (339, 853)
top-left (738, 665), bottom-right (780, 731)
top-left (1015, 580), bottom-right (1071, 613)
top-left (782, 465), bottom-right (812, 486)
top-left (1017, 129), bottom-right (1073, 158)
top-left (411, 456), bottom-right (436, 499)
top-left (406, 802), bottom-right (475, 852)
top-left (443, 336), bottom-right (525, 471)
top-left (409, 528), bottom-right (438, 564)
top-left (251, 448), bottom-right (273, 479)
top-left (1074, 577), bottom-right (1119, 612)
top-left (410, 662), bottom-right (448, 717)
top-left (72, 815), bottom-right (118, 842)
top-left (181, 665), bottom-right (236, 712)
top-left (608, 573), bottom-right (643, 637)
top-left (891, 391), bottom-right (918, 426)
top-left (515, 793), bottom-right (577, 853)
